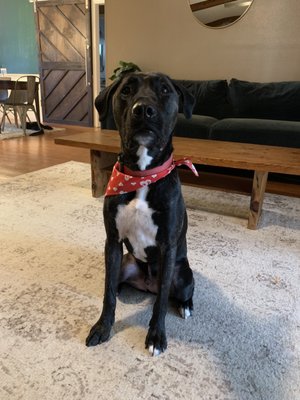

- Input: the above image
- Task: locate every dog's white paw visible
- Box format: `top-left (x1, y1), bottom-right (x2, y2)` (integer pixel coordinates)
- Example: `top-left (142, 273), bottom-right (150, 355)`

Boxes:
top-left (148, 345), bottom-right (161, 357)
top-left (179, 306), bottom-right (192, 319)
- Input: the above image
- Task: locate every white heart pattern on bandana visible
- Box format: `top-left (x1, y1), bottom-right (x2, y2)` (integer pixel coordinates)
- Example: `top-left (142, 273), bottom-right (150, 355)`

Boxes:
top-left (140, 179), bottom-right (152, 186)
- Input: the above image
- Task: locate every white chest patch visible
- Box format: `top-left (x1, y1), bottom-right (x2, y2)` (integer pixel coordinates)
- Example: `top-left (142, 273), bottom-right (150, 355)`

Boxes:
top-left (115, 187), bottom-right (158, 261)
top-left (137, 145), bottom-right (152, 170)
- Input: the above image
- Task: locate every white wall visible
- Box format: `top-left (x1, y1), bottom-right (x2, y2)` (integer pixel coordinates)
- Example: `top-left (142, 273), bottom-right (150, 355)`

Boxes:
top-left (104, 0), bottom-right (300, 82)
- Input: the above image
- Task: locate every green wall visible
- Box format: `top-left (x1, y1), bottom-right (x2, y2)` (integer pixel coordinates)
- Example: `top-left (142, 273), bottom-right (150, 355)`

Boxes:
top-left (0, 0), bottom-right (39, 73)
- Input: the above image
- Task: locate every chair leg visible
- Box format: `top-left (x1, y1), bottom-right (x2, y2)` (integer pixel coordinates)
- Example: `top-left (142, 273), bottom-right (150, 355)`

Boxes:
top-left (13, 107), bottom-right (19, 128)
top-left (0, 107), bottom-right (3, 132)
top-left (0, 112), bottom-right (4, 132)
top-left (1, 106), bottom-right (7, 131)
top-left (33, 109), bottom-right (42, 130)
top-left (18, 107), bottom-right (27, 134)
top-left (0, 105), bottom-right (13, 129)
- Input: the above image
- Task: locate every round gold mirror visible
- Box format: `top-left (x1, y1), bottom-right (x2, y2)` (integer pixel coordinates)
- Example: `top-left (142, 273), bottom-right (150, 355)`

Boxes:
top-left (189, 0), bottom-right (254, 28)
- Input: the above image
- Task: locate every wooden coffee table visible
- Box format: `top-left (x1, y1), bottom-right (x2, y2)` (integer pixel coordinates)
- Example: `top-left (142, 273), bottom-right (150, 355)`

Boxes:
top-left (55, 130), bottom-right (300, 230)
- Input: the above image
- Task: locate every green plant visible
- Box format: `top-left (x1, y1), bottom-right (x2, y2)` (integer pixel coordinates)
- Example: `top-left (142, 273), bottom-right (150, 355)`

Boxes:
top-left (109, 60), bottom-right (141, 81)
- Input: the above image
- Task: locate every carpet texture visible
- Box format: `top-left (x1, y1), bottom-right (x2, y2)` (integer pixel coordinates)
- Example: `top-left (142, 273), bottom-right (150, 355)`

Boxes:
top-left (0, 161), bottom-right (299, 400)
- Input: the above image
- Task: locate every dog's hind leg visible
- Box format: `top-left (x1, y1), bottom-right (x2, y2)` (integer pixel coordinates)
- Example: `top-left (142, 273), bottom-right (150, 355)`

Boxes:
top-left (171, 259), bottom-right (194, 319)
top-left (118, 253), bottom-right (141, 292)
top-left (119, 253), bottom-right (159, 293)
top-left (118, 253), bottom-right (146, 292)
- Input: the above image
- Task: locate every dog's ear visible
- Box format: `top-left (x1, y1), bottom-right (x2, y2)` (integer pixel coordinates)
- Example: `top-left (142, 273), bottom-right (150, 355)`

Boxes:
top-left (94, 78), bottom-right (122, 120)
top-left (172, 81), bottom-right (195, 119)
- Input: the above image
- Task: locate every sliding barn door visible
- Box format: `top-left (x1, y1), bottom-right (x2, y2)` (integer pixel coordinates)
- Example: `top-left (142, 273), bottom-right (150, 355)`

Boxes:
top-left (34, 0), bottom-right (93, 126)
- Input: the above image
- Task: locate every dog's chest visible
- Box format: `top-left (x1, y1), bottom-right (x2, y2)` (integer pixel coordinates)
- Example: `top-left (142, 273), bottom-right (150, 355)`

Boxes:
top-left (115, 187), bottom-right (158, 261)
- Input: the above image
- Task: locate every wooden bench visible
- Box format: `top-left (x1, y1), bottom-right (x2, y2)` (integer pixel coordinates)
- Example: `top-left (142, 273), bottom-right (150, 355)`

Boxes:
top-left (55, 129), bottom-right (300, 230)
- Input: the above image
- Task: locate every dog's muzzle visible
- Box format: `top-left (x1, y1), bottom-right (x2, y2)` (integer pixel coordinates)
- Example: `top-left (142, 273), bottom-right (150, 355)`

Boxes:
top-left (129, 101), bottom-right (159, 146)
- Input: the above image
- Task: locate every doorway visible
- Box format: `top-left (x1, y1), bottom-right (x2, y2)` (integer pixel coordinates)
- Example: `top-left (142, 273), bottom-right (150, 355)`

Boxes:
top-left (34, 0), bottom-right (93, 126)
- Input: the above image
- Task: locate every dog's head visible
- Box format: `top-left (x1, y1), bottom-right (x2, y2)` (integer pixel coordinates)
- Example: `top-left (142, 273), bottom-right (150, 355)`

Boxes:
top-left (95, 72), bottom-right (194, 153)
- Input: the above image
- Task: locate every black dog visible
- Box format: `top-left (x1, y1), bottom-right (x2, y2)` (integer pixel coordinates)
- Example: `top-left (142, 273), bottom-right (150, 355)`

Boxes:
top-left (86, 72), bottom-right (196, 356)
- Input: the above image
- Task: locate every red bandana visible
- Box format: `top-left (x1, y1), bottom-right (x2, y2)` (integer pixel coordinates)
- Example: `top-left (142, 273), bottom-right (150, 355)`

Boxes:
top-left (105, 155), bottom-right (199, 196)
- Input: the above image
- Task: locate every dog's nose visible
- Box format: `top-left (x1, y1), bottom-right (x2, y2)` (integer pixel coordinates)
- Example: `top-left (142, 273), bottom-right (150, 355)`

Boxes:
top-left (132, 102), bottom-right (157, 119)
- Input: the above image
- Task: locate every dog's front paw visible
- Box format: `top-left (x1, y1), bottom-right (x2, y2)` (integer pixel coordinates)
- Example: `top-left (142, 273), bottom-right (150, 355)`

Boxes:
top-left (86, 321), bottom-right (112, 347)
top-left (145, 327), bottom-right (167, 356)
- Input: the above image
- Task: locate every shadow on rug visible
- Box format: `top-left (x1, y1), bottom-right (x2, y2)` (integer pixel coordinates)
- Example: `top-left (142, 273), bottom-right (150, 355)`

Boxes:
top-left (0, 161), bottom-right (299, 400)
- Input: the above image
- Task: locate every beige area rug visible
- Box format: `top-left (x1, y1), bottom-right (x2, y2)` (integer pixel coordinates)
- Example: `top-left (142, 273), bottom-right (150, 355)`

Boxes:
top-left (0, 124), bottom-right (65, 140)
top-left (0, 162), bottom-right (299, 400)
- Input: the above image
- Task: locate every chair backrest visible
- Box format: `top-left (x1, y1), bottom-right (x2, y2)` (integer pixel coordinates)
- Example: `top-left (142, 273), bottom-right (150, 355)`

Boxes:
top-left (9, 75), bottom-right (39, 106)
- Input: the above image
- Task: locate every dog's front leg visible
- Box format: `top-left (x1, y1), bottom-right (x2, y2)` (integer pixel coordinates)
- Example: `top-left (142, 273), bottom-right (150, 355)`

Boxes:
top-left (145, 245), bottom-right (176, 356)
top-left (86, 238), bottom-right (122, 347)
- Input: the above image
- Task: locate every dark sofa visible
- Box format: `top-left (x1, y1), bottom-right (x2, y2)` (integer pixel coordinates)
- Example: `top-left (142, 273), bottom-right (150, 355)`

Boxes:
top-left (174, 78), bottom-right (300, 148)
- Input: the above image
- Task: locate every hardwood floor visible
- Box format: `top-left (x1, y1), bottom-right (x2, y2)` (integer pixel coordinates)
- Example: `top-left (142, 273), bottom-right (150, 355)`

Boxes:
top-left (0, 125), bottom-right (92, 181)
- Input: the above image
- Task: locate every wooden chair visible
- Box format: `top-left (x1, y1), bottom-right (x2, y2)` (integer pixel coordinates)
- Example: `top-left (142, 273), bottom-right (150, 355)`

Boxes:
top-left (0, 75), bottom-right (41, 134)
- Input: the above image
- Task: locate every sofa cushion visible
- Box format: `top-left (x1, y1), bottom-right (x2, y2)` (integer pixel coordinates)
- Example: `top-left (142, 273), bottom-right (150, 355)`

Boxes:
top-left (209, 118), bottom-right (300, 148)
top-left (174, 79), bottom-right (232, 119)
top-left (229, 79), bottom-right (300, 121)
top-left (174, 113), bottom-right (217, 139)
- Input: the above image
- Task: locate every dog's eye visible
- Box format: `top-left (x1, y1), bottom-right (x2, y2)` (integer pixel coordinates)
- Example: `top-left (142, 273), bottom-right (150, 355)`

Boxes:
top-left (161, 84), bottom-right (170, 95)
top-left (121, 85), bottom-right (131, 96)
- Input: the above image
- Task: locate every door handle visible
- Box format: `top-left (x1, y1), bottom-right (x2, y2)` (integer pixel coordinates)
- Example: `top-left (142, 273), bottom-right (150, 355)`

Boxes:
top-left (85, 42), bottom-right (90, 88)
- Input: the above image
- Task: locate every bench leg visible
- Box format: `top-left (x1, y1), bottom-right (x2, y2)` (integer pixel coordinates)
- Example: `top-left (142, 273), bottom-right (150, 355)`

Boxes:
top-left (90, 150), bottom-right (117, 197)
top-left (248, 171), bottom-right (268, 229)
